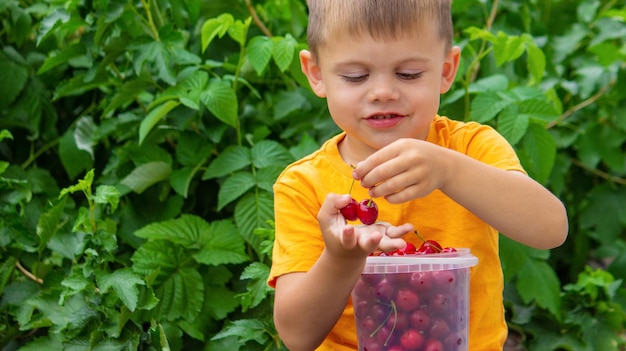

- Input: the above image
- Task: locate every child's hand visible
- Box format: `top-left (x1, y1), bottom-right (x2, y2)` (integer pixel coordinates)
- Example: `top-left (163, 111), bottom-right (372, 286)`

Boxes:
top-left (318, 193), bottom-right (412, 259)
top-left (353, 139), bottom-right (448, 204)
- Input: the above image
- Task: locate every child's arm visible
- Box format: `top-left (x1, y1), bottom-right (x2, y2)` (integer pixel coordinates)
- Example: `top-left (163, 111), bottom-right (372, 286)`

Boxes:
top-left (273, 193), bottom-right (412, 351)
top-left (354, 138), bottom-right (568, 249)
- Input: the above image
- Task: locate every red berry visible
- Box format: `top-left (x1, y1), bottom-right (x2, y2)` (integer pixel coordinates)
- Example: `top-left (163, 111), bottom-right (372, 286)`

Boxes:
top-left (417, 240), bottom-right (442, 254)
top-left (409, 271), bottom-right (433, 293)
top-left (400, 329), bottom-right (424, 350)
top-left (409, 308), bottom-right (431, 332)
top-left (423, 338), bottom-right (444, 351)
top-left (395, 288), bottom-right (420, 312)
top-left (399, 242), bottom-right (417, 254)
top-left (357, 199), bottom-right (378, 225)
top-left (428, 318), bottom-right (450, 339)
top-left (340, 197), bottom-right (359, 221)
top-left (441, 247), bottom-right (457, 253)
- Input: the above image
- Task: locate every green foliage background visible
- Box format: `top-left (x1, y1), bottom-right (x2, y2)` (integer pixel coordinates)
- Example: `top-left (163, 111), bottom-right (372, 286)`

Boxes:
top-left (1, 0), bottom-right (625, 350)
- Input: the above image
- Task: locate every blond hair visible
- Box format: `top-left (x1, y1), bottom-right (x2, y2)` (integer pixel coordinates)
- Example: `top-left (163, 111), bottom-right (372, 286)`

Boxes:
top-left (306, 0), bottom-right (453, 57)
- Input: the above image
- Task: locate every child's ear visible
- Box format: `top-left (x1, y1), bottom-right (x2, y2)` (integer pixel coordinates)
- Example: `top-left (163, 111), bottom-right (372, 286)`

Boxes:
top-left (300, 50), bottom-right (327, 98)
top-left (440, 46), bottom-right (461, 94)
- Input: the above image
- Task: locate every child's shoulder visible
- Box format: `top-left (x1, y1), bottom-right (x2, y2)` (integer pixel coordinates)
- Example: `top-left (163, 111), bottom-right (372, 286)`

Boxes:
top-left (276, 133), bottom-right (346, 183)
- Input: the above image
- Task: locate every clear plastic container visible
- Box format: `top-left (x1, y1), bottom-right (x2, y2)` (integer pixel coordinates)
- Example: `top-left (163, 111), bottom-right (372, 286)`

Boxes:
top-left (352, 249), bottom-right (478, 351)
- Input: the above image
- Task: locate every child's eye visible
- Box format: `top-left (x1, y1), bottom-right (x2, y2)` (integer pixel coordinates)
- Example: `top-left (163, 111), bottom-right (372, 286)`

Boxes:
top-left (341, 75), bottom-right (368, 83)
top-left (397, 72), bottom-right (422, 80)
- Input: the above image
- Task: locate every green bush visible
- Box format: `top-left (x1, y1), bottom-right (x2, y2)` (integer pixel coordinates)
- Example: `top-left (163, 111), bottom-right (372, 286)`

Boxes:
top-left (1, 0), bottom-right (625, 350)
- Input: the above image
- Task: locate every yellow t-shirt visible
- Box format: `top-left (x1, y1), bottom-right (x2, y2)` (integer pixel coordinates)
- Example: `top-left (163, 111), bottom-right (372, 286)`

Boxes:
top-left (269, 115), bottom-right (525, 351)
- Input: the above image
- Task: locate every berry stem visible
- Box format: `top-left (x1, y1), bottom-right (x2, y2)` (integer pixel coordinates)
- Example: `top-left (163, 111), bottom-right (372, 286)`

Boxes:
top-left (414, 230), bottom-right (442, 252)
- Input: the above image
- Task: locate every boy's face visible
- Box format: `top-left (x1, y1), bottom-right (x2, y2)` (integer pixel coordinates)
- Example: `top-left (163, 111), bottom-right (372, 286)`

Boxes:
top-left (301, 23), bottom-right (460, 163)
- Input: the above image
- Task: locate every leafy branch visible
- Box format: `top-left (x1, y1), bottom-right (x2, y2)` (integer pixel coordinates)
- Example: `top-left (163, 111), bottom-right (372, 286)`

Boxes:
top-left (546, 78), bottom-right (616, 128)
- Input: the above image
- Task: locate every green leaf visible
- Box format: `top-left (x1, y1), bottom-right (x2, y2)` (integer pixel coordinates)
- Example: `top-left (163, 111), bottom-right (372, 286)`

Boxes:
top-left (47, 231), bottom-right (87, 260)
top-left (201, 13), bottom-right (234, 52)
top-left (98, 268), bottom-right (145, 312)
top-left (119, 161), bottom-right (172, 194)
top-left (139, 100), bottom-right (181, 145)
top-left (36, 197), bottom-right (67, 253)
top-left (59, 169), bottom-right (94, 198)
top-left (27, 294), bottom-right (97, 333)
top-left (131, 240), bottom-right (204, 321)
top-left (247, 36), bottom-right (274, 76)
top-left (170, 166), bottom-right (199, 198)
top-left (238, 262), bottom-right (272, 311)
top-left (211, 319), bottom-right (270, 346)
top-left (202, 145), bottom-right (252, 180)
top-left (206, 285), bottom-right (239, 320)
top-left (580, 185), bottom-right (626, 245)
top-left (251, 140), bottom-right (293, 169)
top-left (200, 79), bottom-right (238, 128)
top-left (134, 214), bottom-right (209, 249)
top-left (517, 121), bottom-right (556, 184)
top-left (193, 219), bottom-right (249, 266)
top-left (497, 105), bottom-right (529, 146)
top-left (492, 32), bottom-right (527, 66)
top-left (234, 192), bottom-right (274, 251)
top-left (227, 17), bottom-right (250, 47)
top-left (470, 92), bottom-right (513, 123)
top-left (37, 43), bottom-right (87, 74)
top-left (274, 89), bottom-right (311, 120)
top-left (0, 57), bottom-right (28, 109)
top-left (517, 259), bottom-right (562, 318)
top-left (272, 34), bottom-right (297, 72)
top-left (217, 172), bottom-right (256, 210)
top-left (58, 130), bottom-right (93, 180)
top-left (527, 42), bottom-right (546, 82)
top-left (93, 185), bottom-right (120, 213)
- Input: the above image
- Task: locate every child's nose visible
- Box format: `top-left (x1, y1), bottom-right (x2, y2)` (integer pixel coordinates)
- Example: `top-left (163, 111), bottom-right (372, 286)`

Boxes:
top-left (367, 75), bottom-right (400, 102)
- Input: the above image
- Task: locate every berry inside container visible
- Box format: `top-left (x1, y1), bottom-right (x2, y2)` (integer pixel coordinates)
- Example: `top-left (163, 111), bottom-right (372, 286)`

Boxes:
top-left (352, 249), bottom-right (478, 351)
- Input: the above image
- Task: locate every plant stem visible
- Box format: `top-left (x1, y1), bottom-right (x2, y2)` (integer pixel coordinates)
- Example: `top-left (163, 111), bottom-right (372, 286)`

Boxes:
top-left (245, 0), bottom-right (273, 37)
top-left (15, 260), bottom-right (43, 284)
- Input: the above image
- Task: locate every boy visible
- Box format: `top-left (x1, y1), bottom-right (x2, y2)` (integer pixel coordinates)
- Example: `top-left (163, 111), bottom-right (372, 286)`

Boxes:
top-left (268, 0), bottom-right (568, 350)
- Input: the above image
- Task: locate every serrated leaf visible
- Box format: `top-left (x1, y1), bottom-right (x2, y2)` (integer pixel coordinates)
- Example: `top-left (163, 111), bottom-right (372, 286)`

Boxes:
top-left (98, 268), bottom-right (145, 312)
top-left (37, 43), bottom-right (86, 75)
top-left (27, 294), bottom-right (97, 333)
top-left (202, 145), bottom-right (252, 180)
top-left (516, 259), bottom-right (562, 318)
top-left (518, 121), bottom-right (556, 184)
top-left (153, 267), bottom-right (204, 322)
top-left (274, 89), bottom-right (310, 120)
top-left (247, 36), bottom-right (274, 76)
top-left (238, 262), bottom-right (272, 311)
top-left (234, 192), bottom-right (273, 253)
top-left (170, 166), bottom-right (200, 198)
top-left (493, 32), bottom-right (527, 66)
top-left (36, 197), bottom-right (67, 253)
top-left (120, 161), bottom-right (172, 194)
top-left (580, 185), bottom-right (626, 245)
top-left (134, 214), bottom-right (209, 249)
top-left (217, 172), bottom-right (256, 210)
top-left (193, 219), bottom-right (249, 266)
top-left (211, 319), bottom-right (270, 345)
top-left (139, 100), bottom-right (180, 145)
top-left (497, 105), bottom-right (529, 145)
top-left (527, 42), bottom-right (546, 82)
top-left (0, 58), bottom-right (28, 109)
top-left (206, 286), bottom-right (239, 320)
top-left (200, 79), bottom-right (238, 128)
top-left (470, 92), bottom-right (513, 123)
top-left (131, 240), bottom-right (204, 321)
top-left (227, 18), bottom-right (250, 46)
top-left (251, 140), bottom-right (293, 169)
top-left (93, 185), bottom-right (120, 213)
top-left (272, 34), bottom-right (297, 72)
top-left (201, 14), bottom-right (234, 52)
